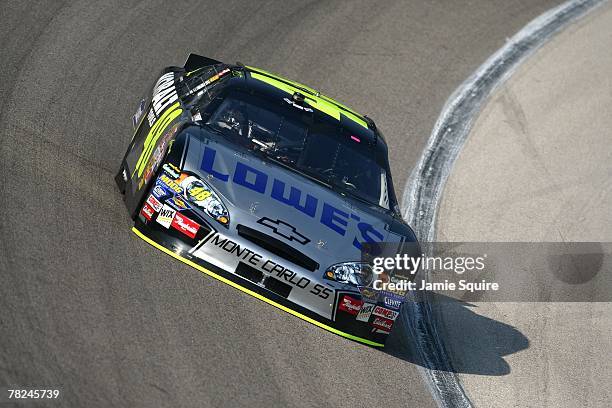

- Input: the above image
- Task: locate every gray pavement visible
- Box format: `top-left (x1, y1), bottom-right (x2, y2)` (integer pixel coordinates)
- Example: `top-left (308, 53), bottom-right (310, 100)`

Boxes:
top-left (0, 1), bottom-right (561, 406)
top-left (436, 2), bottom-right (612, 406)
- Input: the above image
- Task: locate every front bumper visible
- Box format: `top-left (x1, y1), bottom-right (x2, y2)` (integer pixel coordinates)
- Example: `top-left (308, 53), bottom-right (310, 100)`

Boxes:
top-left (132, 218), bottom-right (391, 347)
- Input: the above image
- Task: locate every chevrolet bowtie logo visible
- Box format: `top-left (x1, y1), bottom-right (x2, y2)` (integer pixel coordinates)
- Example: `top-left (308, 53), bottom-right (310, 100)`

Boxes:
top-left (257, 217), bottom-right (310, 245)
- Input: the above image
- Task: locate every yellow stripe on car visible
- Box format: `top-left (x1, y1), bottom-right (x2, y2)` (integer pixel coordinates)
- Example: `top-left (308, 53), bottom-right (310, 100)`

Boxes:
top-left (133, 102), bottom-right (183, 178)
top-left (250, 72), bottom-right (298, 97)
top-left (247, 66), bottom-right (318, 94)
top-left (131, 227), bottom-right (385, 348)
top-left (247, 67), bottom-right (369, 129)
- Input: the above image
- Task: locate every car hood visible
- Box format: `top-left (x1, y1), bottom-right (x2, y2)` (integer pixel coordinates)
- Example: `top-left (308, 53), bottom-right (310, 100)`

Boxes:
top-left (181, 127), bottom-right (409, 268)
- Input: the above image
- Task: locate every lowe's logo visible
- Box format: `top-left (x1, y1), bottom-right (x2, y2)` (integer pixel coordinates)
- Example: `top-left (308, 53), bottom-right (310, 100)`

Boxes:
top-left (200, 146), bottom-right (384, 250)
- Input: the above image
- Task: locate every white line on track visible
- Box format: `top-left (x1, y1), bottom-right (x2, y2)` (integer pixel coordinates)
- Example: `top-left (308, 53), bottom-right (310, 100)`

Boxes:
top-left (398, 1), bottom-right (606, 407)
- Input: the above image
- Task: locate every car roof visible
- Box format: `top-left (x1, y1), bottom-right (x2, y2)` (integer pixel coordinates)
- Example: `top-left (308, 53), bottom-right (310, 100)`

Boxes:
top-left (237, 66), bottom-right (383, 144)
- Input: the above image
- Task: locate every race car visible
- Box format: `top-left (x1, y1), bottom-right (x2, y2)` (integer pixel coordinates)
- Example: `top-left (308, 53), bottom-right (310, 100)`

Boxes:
top-left (116, 54), bottom-right (419, 347)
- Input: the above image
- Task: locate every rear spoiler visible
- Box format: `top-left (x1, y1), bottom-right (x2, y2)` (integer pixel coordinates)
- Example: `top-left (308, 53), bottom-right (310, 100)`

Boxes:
top-left (184, 53), bottom-right (223, 72)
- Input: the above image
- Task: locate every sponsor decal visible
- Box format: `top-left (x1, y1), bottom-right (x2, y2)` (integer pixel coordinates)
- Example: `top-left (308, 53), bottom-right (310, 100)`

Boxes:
top-left (168, 196), bottom-right (189, 210)
top-left (356, 302), bottom-right (375, 322)
top-left (138, 168), bottom-right (150, 190)
top-left (159, 174), bottom-right (183, 194)
top-left (383, 293), bottom-right (404, 310)
top-left (372, 316), bottom-right (394, 333)
top-left (203, 232), bottom-right (332, 299)
top-left (338, 295), bottom-right (363, 315)
top-left (140, 203), bottom-right (154, 221)
top-left (156, 204), bottom-right (176, 228)
top-left (359, 287), bottom-right (379, 302)
top-left (384, 276), bottom-right (408, 296)
top-left (171, 212), bottom-right (200, 239)
top-left (373, 306), bottom-right (399, 321)
top-left (146, 194), bottom-right (162, 212)
top-left (147, 109), bottom-right (156, 128)
top-left (162, 163), bottom-right (181, 179)
top-left (132, 99), bottom-right (146, 129)
top-left (206, 68), bottom-right (230, 84)
top-left (188, 68), bottom-right (231, 96)
top-left (152, 184), bottom-right (167, 199)
top-left (257, 217), bottom-right (310, 245)
top-left (200, 146), bottom-right (388, 250)
top-left (148, 72), bottom-right (179, 126)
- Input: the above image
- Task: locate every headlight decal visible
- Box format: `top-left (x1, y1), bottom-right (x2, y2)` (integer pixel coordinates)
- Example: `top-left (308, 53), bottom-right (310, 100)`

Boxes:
top-left (180, 175), bottom-right (230, 227)
top-left (324, 262), bottom-right (374, 287)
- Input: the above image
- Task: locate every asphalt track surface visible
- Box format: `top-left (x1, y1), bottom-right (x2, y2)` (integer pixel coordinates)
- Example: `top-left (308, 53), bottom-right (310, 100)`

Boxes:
top-left (0, 1), bottom-right (561, 407)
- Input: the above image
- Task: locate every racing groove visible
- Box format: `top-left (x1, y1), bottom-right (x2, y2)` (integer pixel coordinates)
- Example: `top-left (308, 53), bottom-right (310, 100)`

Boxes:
top-left (0, 1), bottom-right (560, 406)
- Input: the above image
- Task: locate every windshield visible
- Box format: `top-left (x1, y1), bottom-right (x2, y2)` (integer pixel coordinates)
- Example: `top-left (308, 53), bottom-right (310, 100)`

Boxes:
top-left (206, 91), bottom-right (390, 209)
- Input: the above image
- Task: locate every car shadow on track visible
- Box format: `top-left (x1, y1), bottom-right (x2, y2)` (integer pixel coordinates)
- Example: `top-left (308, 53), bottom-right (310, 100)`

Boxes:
top-left (383, 293), bottom-right (529, 376)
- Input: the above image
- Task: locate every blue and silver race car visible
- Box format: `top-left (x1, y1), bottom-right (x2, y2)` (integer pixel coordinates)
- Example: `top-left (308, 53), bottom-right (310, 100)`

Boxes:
top-left (116, 54), bottom-right (418, 347)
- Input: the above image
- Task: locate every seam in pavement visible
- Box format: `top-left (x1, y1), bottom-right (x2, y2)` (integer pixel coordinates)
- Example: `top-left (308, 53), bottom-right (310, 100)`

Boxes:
top-left (398, 1), bottom-right (606, 407)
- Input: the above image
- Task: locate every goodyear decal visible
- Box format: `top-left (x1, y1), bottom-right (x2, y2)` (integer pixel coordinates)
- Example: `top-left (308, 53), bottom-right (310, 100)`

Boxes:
top-left (247, 67), bottom-right (368, 129)
top-left (133, 102), bottom-right (182, 178)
